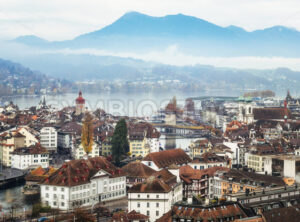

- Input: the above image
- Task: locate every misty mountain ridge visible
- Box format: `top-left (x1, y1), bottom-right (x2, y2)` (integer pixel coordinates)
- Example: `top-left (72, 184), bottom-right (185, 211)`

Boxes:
top-left (13, 11), bottom-right (300, 57)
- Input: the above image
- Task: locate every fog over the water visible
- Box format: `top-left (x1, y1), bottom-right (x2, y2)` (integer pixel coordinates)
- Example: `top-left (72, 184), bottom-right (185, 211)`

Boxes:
top-left (2, 41), bottom-right (300, 71)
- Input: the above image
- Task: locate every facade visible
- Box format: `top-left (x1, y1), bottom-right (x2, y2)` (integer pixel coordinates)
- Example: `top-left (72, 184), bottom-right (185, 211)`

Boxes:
top-left (245, 153), bottom-right (266, 173)
top-left (57, 121), bottom-right (82, 149)
top-left (128, 177), bottom-right (182, 222)
top-left (180, 165), bottom-right (229, 200)
top-left (74, 142), bottom-right (100, 159)
top-left (0, 131), bottom-right (25, 167)
top-left (188, 152), bottom-right (230, 170)
top-left (11, 144), bottom-right (49, 169)
top-left (17, 127), bottom-right (39, 147)
top-left (128, 122), bottom-right (161, 157)
top-left (237, 99), bottom-right (255, 124)
top-left (57, 131), bottom-right (73, 149)
top-left (129, 132), bottom-right (150, 158)
top-left (264, 154), bottom-right (300, 183)
top-left (101, 137), bottom-right (112, 157)
top-left (40, 126), bottom-right (58, 152)
top-left (189, 139), bottom-right (212, 158)
top-left (40, 157), bottom-right (126, 210)
top-left (217, 169), bottom-right (285, 198)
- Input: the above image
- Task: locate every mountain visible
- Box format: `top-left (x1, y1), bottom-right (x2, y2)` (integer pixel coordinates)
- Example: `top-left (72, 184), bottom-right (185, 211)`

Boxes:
top-left (0, 58), bottom-right (73, 96)
top-left (4, 51), bottom-right (300, 96)
top-left (14, 11), bottom-right (300, 57)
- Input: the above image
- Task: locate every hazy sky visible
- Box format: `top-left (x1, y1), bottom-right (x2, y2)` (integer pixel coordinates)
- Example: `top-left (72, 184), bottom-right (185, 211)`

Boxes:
top-left (1, 0), bottom-right (300, 40)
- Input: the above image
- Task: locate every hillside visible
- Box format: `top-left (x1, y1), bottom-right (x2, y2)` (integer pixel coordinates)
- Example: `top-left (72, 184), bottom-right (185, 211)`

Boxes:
top-left (0, 58), bottom-right (73, 96)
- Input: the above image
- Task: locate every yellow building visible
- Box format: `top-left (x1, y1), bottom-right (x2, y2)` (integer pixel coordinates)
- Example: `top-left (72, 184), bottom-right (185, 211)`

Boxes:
top-left (246, 153), bottom-right (265, 172)
top-left (102, 140), bottom-right (112, 157)
top-left (0, 132), bottom-right (25, 166)
top-left (129, 131), bottom-right (150, 157)
top-left (221, 180), bottom-right (256, 196)
top-left (218, 169), bottom-right (286, 197)
top-left (189, 139), bottom-right (212, 159)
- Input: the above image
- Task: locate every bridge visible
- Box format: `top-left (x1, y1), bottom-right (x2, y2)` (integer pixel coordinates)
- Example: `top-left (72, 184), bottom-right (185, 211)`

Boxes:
top-left (0, 168), bottom-right (26, 188)
top-left (152, 123), bottom-right (212, 137)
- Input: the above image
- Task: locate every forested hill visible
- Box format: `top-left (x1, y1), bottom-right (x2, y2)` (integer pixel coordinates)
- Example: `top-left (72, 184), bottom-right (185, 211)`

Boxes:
top-left (0, 58), bottom-right (72, 96)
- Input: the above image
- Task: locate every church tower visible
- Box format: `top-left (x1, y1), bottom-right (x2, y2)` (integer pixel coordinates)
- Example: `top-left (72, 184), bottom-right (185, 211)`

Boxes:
top-left (75, 91), bottom-right (85, 115)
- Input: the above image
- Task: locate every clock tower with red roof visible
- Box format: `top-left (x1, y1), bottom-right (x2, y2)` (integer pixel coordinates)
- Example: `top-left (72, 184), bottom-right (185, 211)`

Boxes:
top-left (75, 91), bottom-right (85, 115)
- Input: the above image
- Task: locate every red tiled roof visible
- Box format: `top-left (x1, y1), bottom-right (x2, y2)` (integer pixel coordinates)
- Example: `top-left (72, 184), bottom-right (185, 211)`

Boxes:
top-left (152, 169), bottom-right (176, 186)
top-left (41, 156), bottom-right (124, 187)
top-left (143, 149), bottom-right (191, 168)
top-left (180, 165), bottom-right (229, 183)
top-left (121, 161), bottom-right (156, 178)
top-left (12, 143), bottom-right (48, 155)
top-left (157, 203), bottom-right (247, 222)
top-left (128, 177), bottom-right (171, 193)
top-left (111, 210), bottom-right (149, 222)
top-left (253, 108), bottom-right (292, 120)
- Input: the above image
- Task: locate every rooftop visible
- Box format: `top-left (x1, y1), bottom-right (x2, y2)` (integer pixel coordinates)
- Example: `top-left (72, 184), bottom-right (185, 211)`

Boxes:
top-left (143, 149), bottom-right (191, 169)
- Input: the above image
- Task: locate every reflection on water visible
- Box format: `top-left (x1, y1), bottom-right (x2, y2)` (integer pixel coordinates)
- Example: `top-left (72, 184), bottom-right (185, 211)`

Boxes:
top-left (0, 183), bottom-right (39, 213)
top-left (1, 92), bottom-right (199, 117)
top-left (160, 135), bottom-right (195, 151)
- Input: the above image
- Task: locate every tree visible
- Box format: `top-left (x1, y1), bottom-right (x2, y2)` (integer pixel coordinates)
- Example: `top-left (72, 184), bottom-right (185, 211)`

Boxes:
top-left (74, 208), bottom-right (95, 222)
top-left (111, 119), bottom-right (129, 166)
top-left (81, 112), bottom-right (94, 154)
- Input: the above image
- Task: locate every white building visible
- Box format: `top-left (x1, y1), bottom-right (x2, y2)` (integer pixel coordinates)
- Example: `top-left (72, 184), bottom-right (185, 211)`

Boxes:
top-left (57, 132), bottom-right (73, 149)
top-left (141, 149), bottom-right (191, 171)
top-left (147, 137), bottom-right (160, 153)
top-left (128, 177), bottom-right (182, 222)
top-left (11, 144), bottom-right (49, 170)
top-left (40, 127), bottom-right (58, 152)
top-left (40, 157), bottom-right (126, 210)
top-left (74, 142), bottom-right (100, 159)
top-left (188, 153), bottom-right (229, 170)
top-left (264, 154), bottom-right (300, 183)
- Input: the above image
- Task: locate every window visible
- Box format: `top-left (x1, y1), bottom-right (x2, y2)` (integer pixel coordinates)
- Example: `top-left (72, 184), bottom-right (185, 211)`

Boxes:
top-left (156, 203), bottom-right (159, 207)
top-left (156, 195), bottom-right (159, 198)
top-left (61, 202), bottom-right (65, 207)
top-left (53, 187), bottom-right (57, 191)
top-left (53, 201), bottom-right (57, 206)
top-left (147, 194), bottom-right (150, 198)
top-left (156, 211), bottom-right (159, 216)
top-left (46, 186), bottom-right (49, 191)
top-left (61, 195), bottom-right (64, 199)
top-left (147, 211), bottom-right (149, 216)
top-left (138, 194), bottom-right (140, 198)
top-left (61, 188), bottom-right (64, 192)
top-left (46, 193), bottom-right (49, 198)
top-left (147, 202), bottom-right (150, 208)
top-left (137, 202), bottom-right (140, 208)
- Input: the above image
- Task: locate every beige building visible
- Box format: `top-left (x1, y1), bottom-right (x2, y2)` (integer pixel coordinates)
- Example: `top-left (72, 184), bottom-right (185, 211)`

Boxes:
top-left (0, 131), bottom-right (26, 167)
top-left (245, 153), bottom-right (266, 173)
top-left (17, 127), bottom-right (39, 147)
top-left (74, 142), bottom-right (100, 159)
top-left (189, 139), bottom-right (212, 158)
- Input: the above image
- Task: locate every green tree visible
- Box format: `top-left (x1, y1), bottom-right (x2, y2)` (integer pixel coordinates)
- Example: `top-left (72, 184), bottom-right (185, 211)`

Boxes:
top-left (111, 119), bottom-right (129, 166)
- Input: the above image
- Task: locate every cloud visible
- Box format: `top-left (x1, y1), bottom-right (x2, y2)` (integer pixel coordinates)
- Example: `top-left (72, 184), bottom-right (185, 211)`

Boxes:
top-left (40, 46), bottom-right (300, 70)
top-left (0, 0), bottom-right (300, 40)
